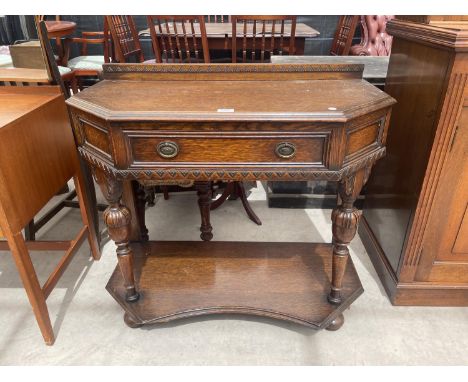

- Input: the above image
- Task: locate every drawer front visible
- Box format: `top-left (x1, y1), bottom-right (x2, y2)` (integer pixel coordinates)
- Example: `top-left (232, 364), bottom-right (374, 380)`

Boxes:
top-left (127, 132), bottom-right (330, 167)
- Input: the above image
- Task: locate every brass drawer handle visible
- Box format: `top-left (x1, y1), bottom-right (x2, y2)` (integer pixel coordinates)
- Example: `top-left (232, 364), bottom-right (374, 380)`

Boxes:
top-left (275, 142), bottom-right (296, 159)
top-left (157, 141), bottom-right (179, 159)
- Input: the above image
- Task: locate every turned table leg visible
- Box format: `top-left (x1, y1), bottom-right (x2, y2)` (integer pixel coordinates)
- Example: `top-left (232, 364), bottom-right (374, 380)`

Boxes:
top-left (328, 166), bottom-right (371, 305)
top-left (94, 169), bottom-right (139, 302)
top-left (195, 181), bottom-right (213, 241)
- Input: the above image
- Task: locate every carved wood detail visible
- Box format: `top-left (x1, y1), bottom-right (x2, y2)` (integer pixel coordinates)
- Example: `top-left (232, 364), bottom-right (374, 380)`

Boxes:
top-left (329, 165), bottom-right (370, 304)
top-left (93, 168), bottom-right (139, 302)
top-left (79, 146), bottom-right (386, 182)
top-left (403, 73), bottom-right (468, 270)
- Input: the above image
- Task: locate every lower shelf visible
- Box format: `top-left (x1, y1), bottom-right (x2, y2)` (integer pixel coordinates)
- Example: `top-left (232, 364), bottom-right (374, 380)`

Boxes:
top-left (106, 241), bottom-right (364, 330)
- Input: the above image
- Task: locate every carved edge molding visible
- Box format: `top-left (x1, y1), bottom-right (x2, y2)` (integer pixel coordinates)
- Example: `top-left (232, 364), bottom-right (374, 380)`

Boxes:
top-left (404, 73), bottom-right (468, 272)
top-left (103, 62), bottom-right (366, 74)
top-left (78, 147), bottom-right (385, 182)
top-left (387, 19), bottom-right (468, 51)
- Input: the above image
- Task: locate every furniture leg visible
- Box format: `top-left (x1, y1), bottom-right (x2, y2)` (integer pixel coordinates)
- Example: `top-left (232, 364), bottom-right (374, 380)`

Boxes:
top-left (210, 182), bottom-right (234, 210)
top-left (325, 313), bottom-right (345, 331)
top-left (236, 182), bottom-right (262, 225)
top-left (25, 220), bottom-right (35, 241)
top-left (145, 186), bottom-right (156, 207)
top-left (94, 169), bottom-right (139, 302)
top-left (73, 173), bottom-right (101, 260)
top-left (161, 185), bottom-right (170, 200)
top-left (195, 181), bottom-right (213, 241)
top-left (328, 166), bottom-right (371, 305)
top-left (122, 180), bottom-right (142, 242)
top-left (133, 182), bottom-right (149, 242)
top-left (79, 158), bottom-right (100, 248)
top-left (4, 230), bottom-right (54, 345)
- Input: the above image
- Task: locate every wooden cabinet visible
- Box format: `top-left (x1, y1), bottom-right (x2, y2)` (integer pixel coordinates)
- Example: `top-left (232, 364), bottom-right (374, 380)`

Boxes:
top-left (359, 18), bottom-right (468, 305)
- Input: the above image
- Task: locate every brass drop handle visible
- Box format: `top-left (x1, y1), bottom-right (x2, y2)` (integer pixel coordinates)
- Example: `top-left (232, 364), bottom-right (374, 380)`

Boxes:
top-left (275, 142), bottom-right (296, 159)
top-left (157, 141), bottom-right (179, 159)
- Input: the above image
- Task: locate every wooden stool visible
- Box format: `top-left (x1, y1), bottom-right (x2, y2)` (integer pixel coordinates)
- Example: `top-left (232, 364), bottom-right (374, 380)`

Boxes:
top-left (0, 86), bottom-right (101, 345)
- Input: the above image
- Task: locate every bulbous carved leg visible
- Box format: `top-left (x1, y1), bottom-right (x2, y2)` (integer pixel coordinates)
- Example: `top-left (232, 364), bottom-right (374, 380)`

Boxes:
top-left (196, 181), bottom-right (213, 241)
top-left (94, 169), bottom-right (139, 302)
top-left (328, 166), bottom-right (371, 305)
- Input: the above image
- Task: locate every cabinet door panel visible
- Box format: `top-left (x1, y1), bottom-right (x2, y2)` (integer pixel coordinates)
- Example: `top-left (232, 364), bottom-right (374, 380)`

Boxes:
top-left (417, 104), bottom-right (468, 282)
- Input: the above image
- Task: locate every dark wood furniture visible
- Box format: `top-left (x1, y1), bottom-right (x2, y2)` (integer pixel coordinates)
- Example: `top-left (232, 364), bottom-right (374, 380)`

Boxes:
top-left (268, 55), bottom-right (390, 208)
top-left (359, 18), bottom-right (468, 306)
top-left (0, 86), bottom-right (101, 345)
top-left (106, 16), bottom-right (153, 64)
top-left (37, 20), bottom-right (76, 97)
top-left (17, 21), bottom-right (104, 244)
top-left (60, 18), bottom-right (111, 85)
top-left (231, 16), bottom-right (297, 63)
top-left (42, 17), bottom-right (77, 65)
top-left (146, 16), bottom-right (210, 63)
top-left (330, 16), bottom-right (359, 56)
top-left (140, 21), bottom-right (318, 56)
top-left (66, 63), bottom-right (394, 330)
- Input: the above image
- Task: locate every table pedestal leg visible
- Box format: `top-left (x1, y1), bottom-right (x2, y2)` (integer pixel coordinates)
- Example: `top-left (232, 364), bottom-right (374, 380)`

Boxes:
top-left (196, 181), bottom-right (213, 241)
top-left (94, 169), bottom-right (139, 302)
top-left (328, 166), bottom-right (370, 305)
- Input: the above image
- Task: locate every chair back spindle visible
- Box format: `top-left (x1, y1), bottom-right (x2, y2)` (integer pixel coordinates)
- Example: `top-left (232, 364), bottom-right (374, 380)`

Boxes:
top-left (106, 16), bottom-right (145, 63)
top-left (147, 16), bottom-right (210, 63)
top-left (330, 16), bottom-right (360, 56)
top-left (231, 16), bottom-right (296, 63)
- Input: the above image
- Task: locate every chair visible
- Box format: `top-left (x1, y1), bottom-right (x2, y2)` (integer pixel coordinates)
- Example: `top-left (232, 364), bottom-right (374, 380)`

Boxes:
top-left (106, 16), bottom-right (153, 63)
top-left (349, 15), bottom-right (395, 56)
top-left (0, 85), bottom-right (101, 345)
top-left (16, 21), bottom-right (105, 244)
top-left (35, 16), bottom-right (110, 89)
top-left (330, 16), bottom-right (359, 55)
top-left (231, 16), bottom-right (297, 63)
top-left (146, 16), bottom-right (210, 63)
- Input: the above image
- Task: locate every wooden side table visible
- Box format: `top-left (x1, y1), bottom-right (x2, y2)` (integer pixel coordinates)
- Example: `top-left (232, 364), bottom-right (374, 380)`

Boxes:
top-left (66, 63), bottom-right (395, 330)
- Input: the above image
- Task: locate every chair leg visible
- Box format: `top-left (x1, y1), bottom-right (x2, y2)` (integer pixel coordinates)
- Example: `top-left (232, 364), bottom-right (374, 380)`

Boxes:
top-left (73, 172), bottom-right (101, 261)
top-left (79, 159), bottom-right (101, 249)
top-left (210, 182), bottom-right (235, 210)
top-left (24, 219), bottom-right (36, 241)
top-left (161, 185), bottom-right (170, 200)
top-left (236, 182), bottom-right (262, 225)
top-left (70, 75), bottom-right (79, 95)
top-left (211, 181), bottom-right (262, 225)
top-left (4, 230), bottom-right (55, 345)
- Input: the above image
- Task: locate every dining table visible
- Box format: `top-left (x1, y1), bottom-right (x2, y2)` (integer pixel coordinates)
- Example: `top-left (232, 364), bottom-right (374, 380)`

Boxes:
top-left (140, 22), bottom-right (320, 55)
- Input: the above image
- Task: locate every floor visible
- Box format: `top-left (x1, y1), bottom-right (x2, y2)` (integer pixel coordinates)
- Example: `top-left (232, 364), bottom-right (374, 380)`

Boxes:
top-left (0, 182), bottom-right (467, 365)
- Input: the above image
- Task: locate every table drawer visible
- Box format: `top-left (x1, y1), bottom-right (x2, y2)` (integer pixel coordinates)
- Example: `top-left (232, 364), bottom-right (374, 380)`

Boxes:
top-left (127, 133), bottom-right (329, 166)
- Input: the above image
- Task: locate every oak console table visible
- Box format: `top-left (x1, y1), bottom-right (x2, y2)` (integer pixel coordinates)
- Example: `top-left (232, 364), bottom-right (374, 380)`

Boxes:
top-left (66, 63), bottom-right (395, 330)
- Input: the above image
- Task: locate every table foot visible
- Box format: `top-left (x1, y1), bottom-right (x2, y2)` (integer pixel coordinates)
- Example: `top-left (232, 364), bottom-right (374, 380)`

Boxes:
top-left (200, 231), bottom-right (214, 241)
top-left (325, 313), bottom-right (344, 331)
top-left (124, 312), bottom-right (143, 328)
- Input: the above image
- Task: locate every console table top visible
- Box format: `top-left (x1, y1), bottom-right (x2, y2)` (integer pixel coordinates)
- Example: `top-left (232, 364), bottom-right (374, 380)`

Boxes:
top-left (67, 64), bottom-right (394, 122)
